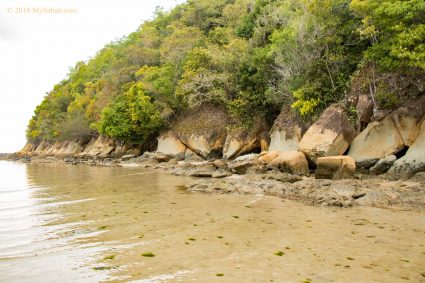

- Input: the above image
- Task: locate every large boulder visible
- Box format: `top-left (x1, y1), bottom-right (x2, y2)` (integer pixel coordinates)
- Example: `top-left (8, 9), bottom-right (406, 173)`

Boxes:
top-left (349, 96), bottom-right (425, 167)
top-left (299, 106), bottom-right (357, 163)
top-left (228, 154), bottom-right (259, 175)
top-left (315, 156), bottom-right (356, 180)
top-left (370, 155), bottom-right (397, 175)
top-left (388, 118), bottom-right (425, 178)
top-left (174, 105), bottom-right (230, 159)
top-left (348, 116), bottom-right (405, 167)
top-left (269, 106), bottom-right (305, 152)
top-left (222, 130), bottom-right (260, 159)
top-left (258, 151), bottom-right (280, 165)
top-left (156, 131), bottom-right (187, 158)
top-left (267, 151), bottom-right (309, 176)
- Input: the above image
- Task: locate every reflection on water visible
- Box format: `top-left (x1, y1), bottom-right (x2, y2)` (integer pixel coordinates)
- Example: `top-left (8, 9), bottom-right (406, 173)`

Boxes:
top-left (0, 161), bottom-right (424, 282)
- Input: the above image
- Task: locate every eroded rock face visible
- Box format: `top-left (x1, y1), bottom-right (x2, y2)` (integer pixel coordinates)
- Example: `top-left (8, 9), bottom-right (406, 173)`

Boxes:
top-left (269, 128), bottom-right (303, 152)
top-left (348, 116), bottom-right (404, 166)
top-left (81, 136), bottom-right (115, 157)
top-left (228, 154), bottom-right (259, 174)
top-left (316, 156), bottom-right (356, 180)
top-left (299, 106), bottom-right (356, 163)
top-left (266, 151), bottom-right (309, 176)
top-left (269, 106), bottom-right (305, 152)
top-left (370, 155), bottom-right (397, 175)
top-left (222, 131), bottom-right (260, 159)
top-left (156, 131), bottom-right (186, 158)
top-left (389, 118), bottom-right (425, 178)
top-left (174, 105), bottom-right (230, 159)
top-left (259, 151), bottom-right (280, 165)
top-left (349, 96), bottom-right (425, 167)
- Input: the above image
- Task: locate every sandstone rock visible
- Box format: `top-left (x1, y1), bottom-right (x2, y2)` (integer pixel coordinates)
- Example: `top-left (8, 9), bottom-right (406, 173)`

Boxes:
top-left (392, 95), bottom-right (425, 146)
top-left (212, 170), bottom-right (232, 178)
top-left (212, 159), bottom-right (228, 169)
top-left (174, 105), bottom-right (230, 159)
top-left (388, 118), bottom-right (425, 178)
top-left (352, 96), bottom-right (425, 167)
top-left (228, 154), bottom-right (259, 175)
top-left (348, 115), bottom-right (405, 166)
top-left (121, 154), bottom-right (136, 161)
top-left (156, 131), bottom-right (187, 158)
top-left (188, 164), bottom-right (217, 177)
top-left (20, 143), bottom-right (37, 154)
top-left (299, 106), bottom-right (356, 163)
top-left (267, 151), bottom-right (309, 176)
top-left (315, 156), bottom-right (356, 180)
top-left (269, 128), bottom-right (303, 152)
top-left (356, 94), bottom-right (374, 126)
top-left (222, 131), bottom-right (259, 159)
top-left (184, 147), bottom-right (204, 161)
top-left (370, 155), bottom-right (397, 175)
top-left (81, 136), bottom-right (115, 157)
top-left (263, 172), bottom-right (303, 183)
top-left (269, 106), bottom-right (305, 152)
top-left (258, 151), bottom-right (279, 165)
top-left (246, 165), bottom-right (268, 175)
top-left (260, 138), bottom-right (269, 152)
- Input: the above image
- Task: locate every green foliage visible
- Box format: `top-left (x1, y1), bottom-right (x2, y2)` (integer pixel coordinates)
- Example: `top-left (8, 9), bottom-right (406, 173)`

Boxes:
top-left (98, 83), bottom-right (163, 142)
top-left (27, 0), bottom-right (424, 144)
top-left (375, 83), bottom-right (400, 109)
top-left (351, 0), bottom-right (425, 70)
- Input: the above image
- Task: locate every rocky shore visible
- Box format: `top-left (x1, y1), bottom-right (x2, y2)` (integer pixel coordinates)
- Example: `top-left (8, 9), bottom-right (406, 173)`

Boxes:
top-left (6, 96), bottom-right (425, 212)
top-left (3, 151), bottom-right (425, 212)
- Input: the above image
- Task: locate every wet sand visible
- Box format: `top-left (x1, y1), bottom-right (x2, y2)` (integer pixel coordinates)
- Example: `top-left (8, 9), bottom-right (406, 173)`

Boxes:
top-left (0, 161), bottom-right (424, 282)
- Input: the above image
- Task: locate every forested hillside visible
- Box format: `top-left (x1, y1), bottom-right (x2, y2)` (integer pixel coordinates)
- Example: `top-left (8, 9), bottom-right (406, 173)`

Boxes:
top-left (26, 0), bottom-right (425, 144)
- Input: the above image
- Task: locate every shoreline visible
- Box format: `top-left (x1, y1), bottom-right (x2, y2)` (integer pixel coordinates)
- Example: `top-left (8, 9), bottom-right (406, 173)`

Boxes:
top-left (2, 152), bottom-right (425, 212)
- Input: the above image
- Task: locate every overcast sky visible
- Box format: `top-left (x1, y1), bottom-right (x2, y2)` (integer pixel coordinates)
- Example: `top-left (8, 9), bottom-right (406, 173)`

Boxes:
top-left (0, 0), bottom-right (184, 153)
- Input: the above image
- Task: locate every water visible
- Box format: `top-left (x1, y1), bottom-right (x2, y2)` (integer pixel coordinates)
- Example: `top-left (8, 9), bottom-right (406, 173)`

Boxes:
top-left (0, 161), bottom-right (424, 282)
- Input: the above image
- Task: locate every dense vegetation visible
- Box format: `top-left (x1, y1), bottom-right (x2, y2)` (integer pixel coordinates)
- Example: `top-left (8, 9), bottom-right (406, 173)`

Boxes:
top-left (27, 0), bottom-right (425, 144)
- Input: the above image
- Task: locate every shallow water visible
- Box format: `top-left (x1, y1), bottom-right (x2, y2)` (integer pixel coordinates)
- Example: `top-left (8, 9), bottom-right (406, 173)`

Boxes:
top-left (0, 161), bottom-right (424, 282)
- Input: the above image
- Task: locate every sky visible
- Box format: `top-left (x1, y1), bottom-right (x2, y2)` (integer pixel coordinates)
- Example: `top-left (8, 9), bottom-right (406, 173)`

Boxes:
top-left (0, 0), bottom-right (185, 153)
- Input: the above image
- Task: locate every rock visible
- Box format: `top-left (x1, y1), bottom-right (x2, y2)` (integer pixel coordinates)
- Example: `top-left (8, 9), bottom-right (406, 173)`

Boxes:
top-left (246, 165), bottom-right (268, 175)
top-left (212, 159), bottom-right (228, 169)
top-left (212, 170), bottom-right (232, 178)
top-left (156, 131), bottom-right (187, 158)
top-left (184, 147), bottom-right (204, 161)
top-left (222, 130), bottom-right (260, 159)
top-left (315, 156), bottom-right (356, 180)
top-left (370, 155), bottom-right (397, 175)
top-left (121, 154), bottom-right (135, 161)
top-left (348, 115), bottom-right (405, 166)
top-left (269, 128), bottom-right (303, 152)
top-left (263, 172), bottom-right (303, 183)
top-left (392, 95), bottom-right (425, 146)
top-left (299, 105), bottom-right (356, 163)
top-left (228, 154), bottom-right (259, 175)
top-left (269, 105), bottom-right (305, 152)
top-left (258, 151), bottom-right (280, 165)
top-left (356, 94), bottom-right (374, 126)
top-left (81, 136), bottom-right (115, 157)
top-left (266, 151), bottom-right (309, 176)
top-left (174, 105), bottom-right (230, 159)
top-left (153, 153), bottom-right (171, 162)
top-left (188, 164), bottom-right (217, 177)
top-left (351, 96), bottom-right (425, 168)
top-left (388, 118), bottom-right (425, 178)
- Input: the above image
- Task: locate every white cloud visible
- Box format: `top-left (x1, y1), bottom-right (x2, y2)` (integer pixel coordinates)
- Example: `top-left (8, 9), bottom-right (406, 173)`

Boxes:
top-left (0, 0), bottom-right (185, 152)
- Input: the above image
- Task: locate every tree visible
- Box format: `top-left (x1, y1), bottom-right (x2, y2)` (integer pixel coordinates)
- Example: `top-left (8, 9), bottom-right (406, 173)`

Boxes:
top-left (98, 83), bottom-right (163, 142)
